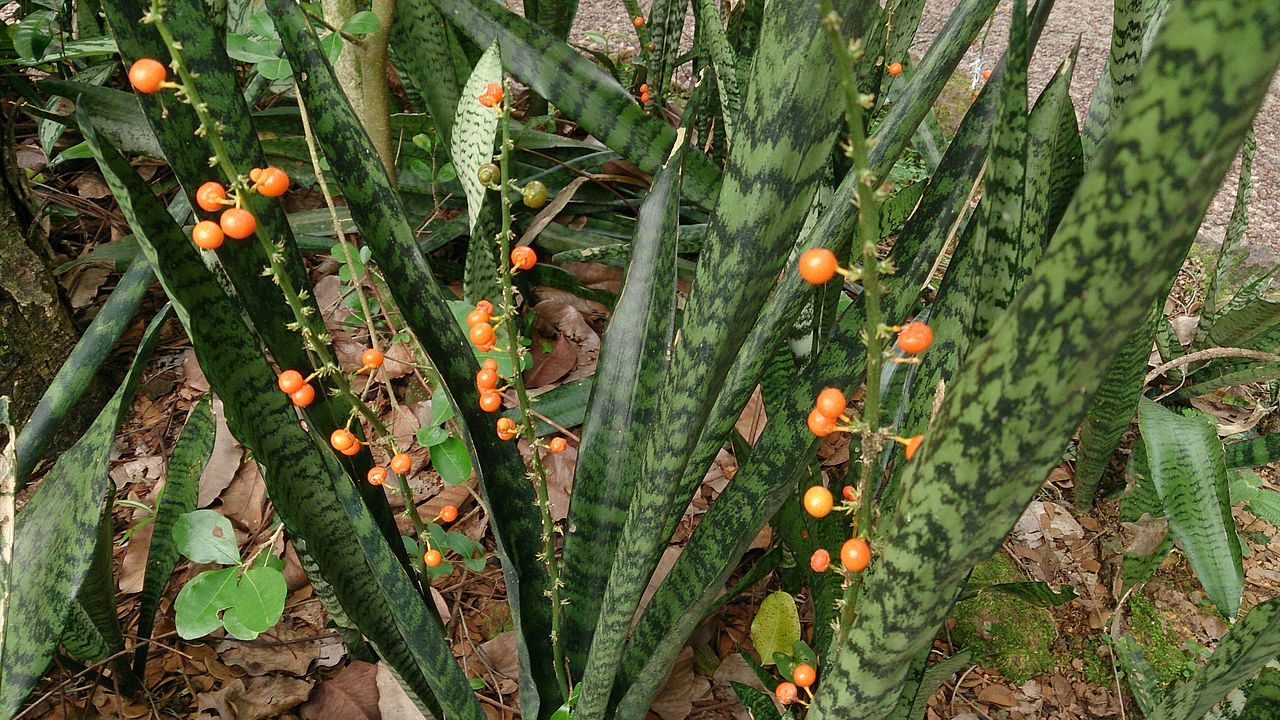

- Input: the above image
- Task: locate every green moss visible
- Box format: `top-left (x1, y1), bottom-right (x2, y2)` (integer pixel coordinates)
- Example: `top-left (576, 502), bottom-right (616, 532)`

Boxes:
top-left (1128, 592), bottom-right (1200, 684)
top-left (1080, 638), bottom-right (1114, 687)
top-left (948, 554), bottom-right (1057, 684)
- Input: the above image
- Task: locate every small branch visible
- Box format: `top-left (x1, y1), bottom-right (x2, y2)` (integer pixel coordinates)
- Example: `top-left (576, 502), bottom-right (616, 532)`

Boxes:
top-left (1144, 347), bottom-right (1280, 384)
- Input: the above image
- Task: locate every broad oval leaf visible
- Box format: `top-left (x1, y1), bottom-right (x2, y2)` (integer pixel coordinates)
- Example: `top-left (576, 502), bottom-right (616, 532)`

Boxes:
top-left (174, 567), bottom-right (240, 639)
top-left (173, 509), bottom-right (241, 566)
top-left (750, 591), bottom-right (801, 667)
top-left (222, 565), bottom-right (288, 640)
top-left (431, 437), bottom-right (473, 485)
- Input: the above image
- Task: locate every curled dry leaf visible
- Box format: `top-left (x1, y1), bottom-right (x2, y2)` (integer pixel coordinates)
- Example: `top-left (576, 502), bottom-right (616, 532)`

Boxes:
top-left (525, 332), bottom-right (577, 388)
top-left (182, 349), bottom-right (211, 392)
top-left (196, 676), bottom-right (313, 720)
top-left (540, 443), bottom-right (576, 521)
top-left (219, 460), bottom-right (269, 533)
top-left (215, 625), bottom-right (324, 677)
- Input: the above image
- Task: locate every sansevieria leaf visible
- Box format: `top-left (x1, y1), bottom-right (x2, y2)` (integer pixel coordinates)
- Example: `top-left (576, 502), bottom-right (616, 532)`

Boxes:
top-left (0, 307), bottom-right (166, 716)
top-left (79, 110), bottom-right (478, 720)
top-left (1137, 398), bottom-right (1243, 618)
top-left (134, 397), bottom-right (215, 676)
top-left (809, 2), bottom-right (1280, 715)
top-left (452, 43), bottom-right (501, 236)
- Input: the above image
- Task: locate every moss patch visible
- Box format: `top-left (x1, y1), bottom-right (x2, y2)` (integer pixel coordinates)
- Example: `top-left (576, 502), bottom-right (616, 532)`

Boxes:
top-left (949, 554), bottom-right (1057, 684)
top-left (1128, 592), bottom-right (1201, 684)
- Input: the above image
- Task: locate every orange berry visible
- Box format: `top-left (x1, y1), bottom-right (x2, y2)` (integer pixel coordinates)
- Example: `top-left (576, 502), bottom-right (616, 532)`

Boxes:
top-left (477, 342), bottom-right (495, 353)
top-left (330, 428), bottom-right (357, 452)
top-left (439, 505), bottom-right (458, 523)
top-left (803, 485), bottom-right (834, 518)
top-left (841, 537), bottom-right (871, 572)
top-left (775, 681), bottom-right (797, 705)
top-left (340, 440), bottom-right (362, 456)
top-left (467, 309), bottom-right (491, 327)
top-left (633, 15), bottom-right (644, 27)
top-left (639, 83), bottom-right (649, 93)
top-left (843, 485), bottom-right (857, 502)
top-left (887, 61), bottom-right (903, 76)
top-left (390, 453), bottom-right (412, 474)
top-left (254, 166), bottom-right (290, 197)
top-left (479, 82), bottom-right (503, 107)
top-left (640, 93), bottom-right (651, 103)
top-left (469, 323), bottom-right (496, 347)
top-left (810, 548), bottom-right (830, 572)
top-left (424, 549), bottom-right (443, 567)
top-left (476, 300), bottom-right (494, 315)
top-left (479, 390), bottom-right (502, 413)
top-left (510, 246), bottom-right (538, 271)
top-left (792, 663), bottom-right (816, 688)
top-left (548, 437), bottom-right (567, 453)
top-left (481, 358), bottom-right (499, 372)
top-left (815, 387), bottom-right (847, 418)
top-left (195, 181), bottom-right (227, 212)
top-left (496, 417), bottom-right (518, 440)
top-left (192, 220), bottom-right (224, 250)
top-left (361, 348), bottom-right (385, 368)
top-left (982, 68), bottom-right (992, 81)
top-left (249, 168), bottom-right (263, 182)
top-left (128, 58), bottom-right (166, 94)
top-left (277, 369), bottom-right (305, 394)
top-left (220, 208), bottom-right (256, 239)
top-left (897, 321), bottom-right (933, 354)
top-left (807, 408), bottom-right (836, 437)
top-left (367, 467), bottom-right (387, 486)
top-left (903, 434), bottom-right (924, 460)
top-left (798, 247), bottom-right (838, 285)
top-left (290, 384), bottom-right (315, 407)
top-left (476, 368), bottom-right (499, 390)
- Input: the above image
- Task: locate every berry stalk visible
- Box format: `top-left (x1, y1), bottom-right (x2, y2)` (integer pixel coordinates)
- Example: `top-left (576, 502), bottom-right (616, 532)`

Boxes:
top-left (820, 0), bottom-right (888, 642)
top-left (494, 83), bottom-right (571, 697)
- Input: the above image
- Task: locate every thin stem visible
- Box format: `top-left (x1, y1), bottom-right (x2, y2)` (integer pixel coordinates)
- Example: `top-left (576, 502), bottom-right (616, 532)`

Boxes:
top-left (820, 0), bottom-right (887, 643)
top-left (148, 2), bottom-right (389, 440)
top-left (295, 84), bottom-right (429, 541)
top-left (495, 83), bottom-right (570, 698)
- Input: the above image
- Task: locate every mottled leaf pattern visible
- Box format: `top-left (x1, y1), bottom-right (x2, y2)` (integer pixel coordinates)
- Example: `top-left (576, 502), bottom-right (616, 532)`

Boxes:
top-left (134, 397), bottom-right (215, 676)
top-left (0, 308), bottom-right (165, 716)
top-left (808, 3), bottom-right (1280, 715)
top-left (452, 42), bottom-right (502, 236)
top-left (390, 0), bottom-right (468, 144)
top-left (1082, 0), bottom-right (1146, 163)
top-left (1149, 597), bottom-right (1280, 720)
top-left (1225, 435), bottom-right (1280, 471)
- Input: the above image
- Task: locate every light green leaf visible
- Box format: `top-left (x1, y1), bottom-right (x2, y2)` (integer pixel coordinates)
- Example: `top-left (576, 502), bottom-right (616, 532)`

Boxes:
top-left (417, 425), bottom-right (450, 447)
top-left (451, 42), bottom-right (501, 235)
top-left (173, 510), bottom-right (241, 566)
top-left (751, 591), bottom-right (801, 667)
top-left (221, 566), bottom-right (288, 640)
top-left (341, 10), bottom-right (381, 35)
top-left (431, 437), bottom-right (473, 485)
top-left (173, 567), bottom-right (239, 639)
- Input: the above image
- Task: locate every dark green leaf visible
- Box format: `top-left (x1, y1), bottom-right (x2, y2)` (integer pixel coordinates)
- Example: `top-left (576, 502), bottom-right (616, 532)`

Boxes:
top-left (13, 10), bottom-right (57, 61)
top-left (134, 397), bottom-right (212, 675)
top-left (340, 10), bottom-right (380, 34)
top-left (958, 581), bottom-right (1076, 607)
top-left (0, 308), bottom-right (165, 715)
top-left (731, 682), bottom-right (782, 720)
top-left (889, 649), bottom-right (972, 720)
top-left (430, 437), bottom-right (473, 485)
top-left (1113, 634), bottom-right (1161, 717)
top-left (1226, 435), bottom-right (1280, 471)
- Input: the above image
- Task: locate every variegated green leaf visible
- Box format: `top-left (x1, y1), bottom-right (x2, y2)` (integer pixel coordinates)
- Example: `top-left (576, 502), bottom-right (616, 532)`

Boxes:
top-left (693, 0), bottom-right (740, 144)
top-left (134, 397), bottom-right (214, 676)
top-left (0, 307), bottom-right (166, 716)
top-left (1114, 634), bottom-right (1161, 716)
top-left (389, 0), bottom-right (467, 145)
top-left (1226, 435), bottom-right (1280, 471)
top-left (1082, 0), bottom-right (1147, 163)
top-left (1203, 126), bottom-right (1256, 323)
top-left (809, 2), bottom-right (1280, 715)
top-left (889, 649), bottom-right (972, 720)
top-left (1139, 398), bottom-right (1242, 618)
top-left (1149, 597), bottom-right (1280, 720)
top-left (452, 43), bottom-right (502, 236)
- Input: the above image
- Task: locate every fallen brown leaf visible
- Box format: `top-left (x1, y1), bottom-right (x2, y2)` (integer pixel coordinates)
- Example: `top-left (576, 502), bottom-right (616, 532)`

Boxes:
top-left (299, 660), bottom-right (380, 720)
top-left (196, 676), bottom-right (312, 720)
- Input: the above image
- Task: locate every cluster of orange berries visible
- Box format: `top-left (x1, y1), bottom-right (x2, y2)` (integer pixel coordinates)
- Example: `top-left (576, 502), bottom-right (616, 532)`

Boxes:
top-left (638, 83), bottom-right (651, 104)
top-left (364, 452), bottom-right (415, 486)
top-left (476, 357), bottom-right (504, 412)
top-left (478, 82), bottom-right (504, 109)
top-left (190, 167), bottom-right (289, 249)
top-left (275, 348), bottom-right (384, 408)
top-left (775, 663), bottom-right (818, 705)
top-left (467, 300), bottom-right (497, 353)
top-left (800, 483), bottom-right (872, 574)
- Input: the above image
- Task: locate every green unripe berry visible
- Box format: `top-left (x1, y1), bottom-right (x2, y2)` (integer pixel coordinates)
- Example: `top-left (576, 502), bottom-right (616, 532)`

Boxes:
top-left (477, 162), bottom-right (500, 187)
top-left (522, 180), bottom-right (549, 208)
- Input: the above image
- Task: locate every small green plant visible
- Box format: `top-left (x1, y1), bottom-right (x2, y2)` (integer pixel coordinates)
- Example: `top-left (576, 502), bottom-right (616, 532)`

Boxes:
top-left (171, 510), bottom-right (287, 641)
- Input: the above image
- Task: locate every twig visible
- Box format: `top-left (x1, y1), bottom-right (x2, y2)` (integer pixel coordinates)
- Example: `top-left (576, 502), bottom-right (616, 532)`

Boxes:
top-left (1144, 347), bottom-right (1280, 384)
